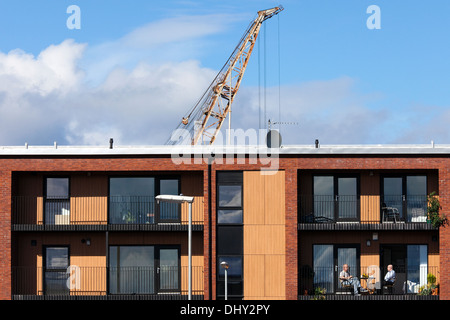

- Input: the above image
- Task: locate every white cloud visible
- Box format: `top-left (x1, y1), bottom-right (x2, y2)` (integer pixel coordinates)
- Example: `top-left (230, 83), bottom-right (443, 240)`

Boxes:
top-left (0, 13), bottom-right (446, 147)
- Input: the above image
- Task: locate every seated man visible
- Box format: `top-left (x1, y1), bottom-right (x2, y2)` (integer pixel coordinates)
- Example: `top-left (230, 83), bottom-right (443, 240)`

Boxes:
top-left (383, 264), bottom-right (396, 286)
top-left (339, 264), bottom-right (367, 296)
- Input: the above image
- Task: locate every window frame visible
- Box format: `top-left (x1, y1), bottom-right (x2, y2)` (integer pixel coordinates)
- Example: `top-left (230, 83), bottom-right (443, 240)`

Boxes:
top-left (43, 245), bottom-right (70, 295)
top-left (43, 176), bottom-right (70, 225)
top-left (107, 175), bottom-right (181, 224)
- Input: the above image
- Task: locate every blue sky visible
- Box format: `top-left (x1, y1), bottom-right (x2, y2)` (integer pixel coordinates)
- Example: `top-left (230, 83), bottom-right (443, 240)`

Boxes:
top-left (0, 0), bottom-right (449, 146)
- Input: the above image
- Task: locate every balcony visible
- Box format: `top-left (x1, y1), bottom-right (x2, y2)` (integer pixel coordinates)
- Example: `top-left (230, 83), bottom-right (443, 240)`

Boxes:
top-left (298, 194), bottom-right (435, 231)
top-left (11, 266), bottom-right (204, 300)
top-left (298, 265), bottom-right (440, 300)
top-left (12, 195), bottom-right (204, 231)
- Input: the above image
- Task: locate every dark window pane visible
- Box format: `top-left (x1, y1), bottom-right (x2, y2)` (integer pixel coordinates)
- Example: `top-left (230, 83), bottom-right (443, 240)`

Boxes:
top-left (383, 177), bottom-right (403, 217)
top-left (218, 256), bottom-right (242, 279)
top-left (217, 172), bottom-right (243, 184)
top-left (109, 246), bottom-right (155, 294)
top-left (218, 210), bottom-right (243, 224)
top-left (159, 179), bottom-right (180, 221)
top-left (314, 176), bottom-right (334, 220)
top-left (217, 227), bottom-right (243, 255)
top-left (160, 249), bottom-right (179, 290)
top-left (109, 178), bottom-right (156, 224)
top-left (217, 280), bottom-right (243, 297)
top-left (160, 179), bottom-right (179, 195)
top-left (45, 271), bottom-right (69, 295)
top-left (110, 177), bottom-right (155, 197)
top-left (218, 185), bottom-right (242, 207)
top-left (46, 178), bottom-right (69, 198)
top-left (46, 247), bottom-right (68, 269)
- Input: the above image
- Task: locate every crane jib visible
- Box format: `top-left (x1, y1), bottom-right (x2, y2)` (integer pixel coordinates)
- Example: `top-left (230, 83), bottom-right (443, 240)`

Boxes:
top-left (166, 6), bottom-right (283, 146)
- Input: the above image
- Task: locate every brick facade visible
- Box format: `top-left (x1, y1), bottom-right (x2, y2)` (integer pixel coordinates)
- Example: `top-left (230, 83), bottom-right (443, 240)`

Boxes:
top-left (1, 153), bottom-right (449, 300)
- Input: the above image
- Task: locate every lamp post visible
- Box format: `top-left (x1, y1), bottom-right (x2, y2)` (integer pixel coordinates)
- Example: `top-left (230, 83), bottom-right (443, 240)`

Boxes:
top-left (220, 261), bottom-right (229, 300)
top-left (156, 194), bottom-right (194, 300)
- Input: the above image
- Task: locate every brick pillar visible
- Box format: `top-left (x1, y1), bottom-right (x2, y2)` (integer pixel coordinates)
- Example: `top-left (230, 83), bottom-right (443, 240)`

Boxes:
top-left (0, 171), bottom-right (11, 300)
top-left (439, 167), bottom-right (450, 300)
top-left (285, 167), bottom-right (298, 300)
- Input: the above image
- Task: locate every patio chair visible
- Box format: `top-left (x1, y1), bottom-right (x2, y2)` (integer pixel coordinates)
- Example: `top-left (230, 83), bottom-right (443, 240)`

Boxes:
top-left (381, 203), bottom-right (400, 223)
top-left (383, 279), bottom-right (396, 294)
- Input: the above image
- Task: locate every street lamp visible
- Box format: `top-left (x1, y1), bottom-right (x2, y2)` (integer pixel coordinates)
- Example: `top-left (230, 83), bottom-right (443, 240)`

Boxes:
top-left (156, 194), bottom-right (194, 300)
top-left (220, 261), bottom-right (229, 300)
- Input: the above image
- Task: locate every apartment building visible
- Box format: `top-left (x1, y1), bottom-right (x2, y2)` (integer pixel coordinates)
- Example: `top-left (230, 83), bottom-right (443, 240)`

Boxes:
top-left (0, 143), bottom-right (449, 300)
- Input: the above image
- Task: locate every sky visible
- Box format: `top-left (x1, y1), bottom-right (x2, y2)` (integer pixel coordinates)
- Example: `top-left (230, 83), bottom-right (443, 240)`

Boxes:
top-left (0, 0), bottom-right (449, 147)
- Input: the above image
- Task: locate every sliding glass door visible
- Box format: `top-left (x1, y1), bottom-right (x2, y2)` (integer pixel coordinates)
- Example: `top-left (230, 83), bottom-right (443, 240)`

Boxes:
top-left (382, 175), bottom-right (427, 222)
top-left (109, 245), bottom-right (180, 294)
top-left (313, 244), bottom-right (359, 294)
top-left (381, 244), bottom-right (428, 294)
top-left (313, 175), bottom-right (359, 222)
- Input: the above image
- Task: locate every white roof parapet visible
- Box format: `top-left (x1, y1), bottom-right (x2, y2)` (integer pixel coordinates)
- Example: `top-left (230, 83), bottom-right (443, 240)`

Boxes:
top-left (1, 143), bottom-right (450, 156)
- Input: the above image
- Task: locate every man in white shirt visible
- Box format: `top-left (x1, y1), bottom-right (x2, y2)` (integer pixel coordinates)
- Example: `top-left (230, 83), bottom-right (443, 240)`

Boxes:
top-left (384, 264), bottom-right (396, 285)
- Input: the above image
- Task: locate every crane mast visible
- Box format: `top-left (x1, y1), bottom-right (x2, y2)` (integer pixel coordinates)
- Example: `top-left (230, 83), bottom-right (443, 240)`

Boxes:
top-left (166, 6), bottom-right (283, 145)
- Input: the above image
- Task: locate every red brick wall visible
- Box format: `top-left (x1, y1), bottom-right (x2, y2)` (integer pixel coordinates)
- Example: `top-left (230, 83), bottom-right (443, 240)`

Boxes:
top-left (1, 154), bottom-right (450, 300)
top-left (0, 170), bottom-right (11, 300)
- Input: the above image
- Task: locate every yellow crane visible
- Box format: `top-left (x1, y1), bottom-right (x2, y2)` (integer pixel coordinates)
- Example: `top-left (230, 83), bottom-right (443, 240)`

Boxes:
top-left (166, 6), bottom-right (283, 145)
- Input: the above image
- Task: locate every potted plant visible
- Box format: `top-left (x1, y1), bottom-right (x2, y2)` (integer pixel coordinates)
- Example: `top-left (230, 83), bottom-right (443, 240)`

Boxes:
top-left (312, 286), bottom-right (326, 300)
top-left (427, 192), bottom-right (448, 228)
top-left (418, 273), bottom-right (438, 295)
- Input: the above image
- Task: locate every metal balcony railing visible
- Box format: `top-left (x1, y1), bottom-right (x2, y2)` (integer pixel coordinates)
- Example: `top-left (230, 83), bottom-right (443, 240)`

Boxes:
top-left (299, 265), bottom-right (439, 297)
top-left (299, 194), bottom-right (429, 224)
top-left (12, 266), bottom-right (204, 297)
top-left (12, 196), bottom-right (203, 226)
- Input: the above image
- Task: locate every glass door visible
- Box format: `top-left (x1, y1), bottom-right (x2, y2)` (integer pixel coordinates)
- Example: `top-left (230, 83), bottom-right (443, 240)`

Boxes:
top-left (337, 178), bottom-right (358, 221)
top-left (335, 246), bottom-right (358, 293)
top-left (313, 176), bottom-right (334, 221)
top-left (109, 246), bottom-right (155, 294)
top-left (158, 179), bottom-right (180, 223)
top-left (313, 245), bottom-right (334, 293)
top-left (157, 248), bottom-right (180, 292)
top-left (312, 245), bottom-right (359, 294)
top-left (406, 176), bottom-right (427, 222)
top-left (313, 175), bottom-right (359, 222)
top-left (44, 247), bottom-right (69, 295)
top-left (382, 176), bottom-right (427, 222)
top-left (382, 177), bottom-right (404, 221)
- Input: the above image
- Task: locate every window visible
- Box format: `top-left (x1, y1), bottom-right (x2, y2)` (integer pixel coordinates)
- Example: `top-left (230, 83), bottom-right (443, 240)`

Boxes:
top-left (312, 244), bottom-right (360, 294)
top-left (109, 245), bottom-right (180, 294)
top-left (381, 244), bottom-right (428, 294)
top-left (159, 179), bottom-right (180, 222)
top-left (216, 171), bottom-right (243, 299)
top-left (45, 178), bottom-right (70, 225)
top-left (313, 175), bottom-right (359, 222)
top-left (44, 246), bottom-right (69, 295)
top-left (109, 176), bottom-right (180, 224)
top-left (382, 175), bottom-right (428, 222)
top-left (218, 185), bottom-right (242, 207)
top-left (109, 177), bottom-right (155, 224)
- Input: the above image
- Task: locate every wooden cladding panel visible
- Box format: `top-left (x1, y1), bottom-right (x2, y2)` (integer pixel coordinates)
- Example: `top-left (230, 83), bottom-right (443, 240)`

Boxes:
top-left (71, 174), bottom-right (108, 225)
top-left (243, 172), bottom-right (265, 225)
top-left (243, 171), bottom-right (286, 300)
top-left (181, 172), bottom-right (204, 224)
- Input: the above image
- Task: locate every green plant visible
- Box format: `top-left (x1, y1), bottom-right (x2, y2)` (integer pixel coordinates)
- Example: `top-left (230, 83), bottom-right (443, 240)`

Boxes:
top-left (123, 211), bottom-right (136, 224)
top-left (311, 286), bottom-right (326, 300)
top-left (427, 273), bottom-right (436, 285)
top-left (418, 273), bottom-right (438, 295)
top-left (427, 192), bottom-right (448, 228)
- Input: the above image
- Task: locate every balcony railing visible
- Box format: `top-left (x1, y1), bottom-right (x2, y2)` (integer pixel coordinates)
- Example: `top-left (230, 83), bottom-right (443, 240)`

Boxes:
top-left (299, 265), bottom-right (439, 298)
top-left (12, 266), bottom-right (204, 298)
top-left (299, 194), bottom-right (430, 225)
top-left (12, 196), bottom-right (203, 227)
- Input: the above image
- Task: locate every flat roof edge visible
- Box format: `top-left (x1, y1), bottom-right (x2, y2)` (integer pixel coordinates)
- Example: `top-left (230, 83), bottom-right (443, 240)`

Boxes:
top-left (1, 144), bottom-right (450, 156)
